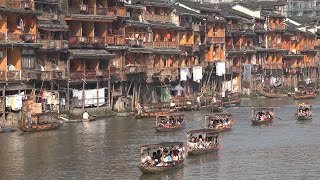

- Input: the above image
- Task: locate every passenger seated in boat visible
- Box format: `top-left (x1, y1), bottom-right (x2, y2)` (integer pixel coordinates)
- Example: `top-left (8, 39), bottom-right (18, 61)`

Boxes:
top-left (156, 150), bottom-right (162, 163)
top-left (177, 116), bottom-right (183, 124)
top-left (165, 121), bottom-right (171, 128)
top-left (83, 111), bottom-right (89, 120)
top-left (172, 149), bottom-right (179, 161)
top-left (187, 137), bottom-right (197, 149)
top-left (197, 135), bottom-right (205, 149)
top-left (141, 152), bottom-right (153, 165)
top-left (163, 149), bottom-right (172, 164)
top-left (152, 152), bottom-right (159, 165)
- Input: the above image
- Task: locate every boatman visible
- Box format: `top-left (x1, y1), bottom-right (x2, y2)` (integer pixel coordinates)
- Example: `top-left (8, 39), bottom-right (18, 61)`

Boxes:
top-left (27, 111), bottom-right (32, 129)
top-left (137, 102), bottom-right (142, 115)
top-left (83, 111), bottom-right (89, 120)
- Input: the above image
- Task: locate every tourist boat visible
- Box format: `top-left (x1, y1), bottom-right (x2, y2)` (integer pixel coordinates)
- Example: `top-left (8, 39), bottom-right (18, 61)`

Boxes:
top-left (293, 88), bottom-right (317, 100)
top-left (251, 108), bottom-right (274, 125)
top-left (154, 113), bottom-right (186, 132)
top-left (260, 87), bottom-right (286, 98)
top-left (138, 141), bottom-right (185, 174)
top-left (223, 92), bottom-right (241, 107)
top-left (19, 112), bottom-right (64, 132)
top-left (0, 127), bottom-right (16, 133)
top-left (211, 99), bottom-right (223, 112)
top-left (204, 113), bottom-right (234, 132)
top-left (186, 129), bottom-right (219, 156)
top-left (296, 103), bottom-right (312, 121)
top-left (133, 102), bottom-right (172, 119)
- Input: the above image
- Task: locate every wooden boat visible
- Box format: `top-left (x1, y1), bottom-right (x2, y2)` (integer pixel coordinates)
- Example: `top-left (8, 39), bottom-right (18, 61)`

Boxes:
top-left (138, 142), bottom-right (185, 174)
top-left (186, 129), bottom-right (219, 156)
top-left (154, 113), bottom-right (186, 132)
top-left (211, 99), bottom-right (223, 112)
top-left (223, 92), bottom-right (241, 107)
top-left (260, 87), bottom-right (286, 98)
top-left (296, 103), bottom-right (312, 121)
top-left (204, 113), bottom-right (234, 132)
top-left (0, 127), bottom-right (16, 133)
top-left (133, 102), bottom-right (171, 119)
top-left (293, 89), bottom-right (316, 100)
top-left (19, 112), bottom-right (64, 132)
top-left (251, 108), bottom-right (274, 125)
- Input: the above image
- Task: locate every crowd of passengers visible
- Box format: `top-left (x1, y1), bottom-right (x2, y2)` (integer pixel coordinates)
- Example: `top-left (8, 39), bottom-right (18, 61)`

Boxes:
top-left (298, 107), bottom-right (312, 116)
top-left (141, 147), bottom-right (185, 167)
top-left (207, 117), bottom-right (231, 129)
top-left (187, 134), bottom-right (219, 150)
top-left (159, 116), bottom-right (184, 128)
top-left (254, 111), bottom-right (274, 122)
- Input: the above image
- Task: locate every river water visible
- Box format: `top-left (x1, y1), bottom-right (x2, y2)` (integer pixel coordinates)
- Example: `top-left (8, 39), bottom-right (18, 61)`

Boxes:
top-left (1, 98), bottom-right (320, 180)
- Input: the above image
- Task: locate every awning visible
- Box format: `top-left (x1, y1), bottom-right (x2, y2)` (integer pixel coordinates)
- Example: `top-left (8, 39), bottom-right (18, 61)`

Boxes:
top-left (69, 49), bottom-right (115, 59)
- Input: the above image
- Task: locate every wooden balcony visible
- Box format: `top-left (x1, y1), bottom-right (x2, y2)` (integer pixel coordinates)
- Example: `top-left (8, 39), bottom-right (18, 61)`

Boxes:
top-left (212, 37), bottom-right (225, 44)
top-left (115, 36), bottom-right (126, 45)
top-left (123, 65), bottom-right (147, 74)
top-left (0, 70), bottom-right (5, 81)
top-left (268, 43), bottom-right (283, 49)
top-left (232, 66), bottom-right (241, 73)
top-left (179, 44), bottom-right (193, 52)
top-left (226, 24), bottom-right (241, 31)
top-left (144, 42), bottom-right (153, 48)
top-left (268, 23), bottom-right (285, 31)
top-left (106, 36), bottom-right (115, 45)
top-left (68, 5), bottom-right (94, 15)
top-left (0, 0), bottom-right (34, 10)
top-left (70, 70), bottom-right (112, 80)
top-left (5, 70), bottom-right (37, 81)
top-left (88, 37), bottom-right (105, 46)
top-left (96, 7), bottom-right (108, 15)
top-left (0, 33), bottom-right (35, 43)
top-left (40, 71), bottom-right (64, 80)
top-left (38, 12), bottom-right (59, 21)
top-left (154, 41), bottom-right (177, 48)
top-left (145, 14), bottom-right (171, 23)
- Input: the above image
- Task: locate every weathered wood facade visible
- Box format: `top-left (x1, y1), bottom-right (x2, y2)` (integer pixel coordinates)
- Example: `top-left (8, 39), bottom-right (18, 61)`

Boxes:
top-left (0, 0), bottom-right (319, 118)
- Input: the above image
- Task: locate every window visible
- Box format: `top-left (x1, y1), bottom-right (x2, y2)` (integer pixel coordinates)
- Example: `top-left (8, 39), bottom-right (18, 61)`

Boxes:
top-left (22, 49), bottom-right (35, 69)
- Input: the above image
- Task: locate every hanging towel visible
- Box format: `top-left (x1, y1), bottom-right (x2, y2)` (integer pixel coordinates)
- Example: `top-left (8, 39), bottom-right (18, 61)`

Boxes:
top-left (216, 61), bottom-right (226, 76)
top-left (180, 68), bottom-right (190, 81)
top-left (192, 66), bottom-right (203, 83)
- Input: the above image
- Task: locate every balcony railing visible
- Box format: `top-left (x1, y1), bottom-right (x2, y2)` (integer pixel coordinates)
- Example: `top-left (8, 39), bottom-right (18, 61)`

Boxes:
top-left (106, 35), bottom-right (125, 45)
top-left (70, 69), bottom-right (113, 80)
top-left (106, 36), bottom-right (115, 45)
top-left (4, 70), bottom-right (37, 81)
top-left (40, 70), bottom-right (64, 80)
top-left (0, 70), bottom-right (5, 81)
top-left (96, 7), bottom-right (108, 15)
top-left (68, 5), bottom-right (94, 15)
top-left (0, 0), bottom-right (34, 10)
top-left (268, 43), bottom-right (283, 49)
top-left (268, 23), bottom-right (285, 30)
top-left (115, 36), bottom-right (125, 45)
top-left (232, 66), bottom-right (241, 73)
top-left (123, 65), bottom-right (147, 74)
top-left (145, 14), bottom-right (171, 23)
top-left (154, 41), bottom-right (177, 48)
top-left (0, 33), bottom-right (35, 43)
top-left (226, 24), bottom-right (241, 31)
top-left (212, 37), bottom-right (225, 43)
top-left (144, 42), bottom-right (153, 48)
top-left (88, 37), bottom-right (105, 46)
top-left (38, 12), bottom-right (59, 21)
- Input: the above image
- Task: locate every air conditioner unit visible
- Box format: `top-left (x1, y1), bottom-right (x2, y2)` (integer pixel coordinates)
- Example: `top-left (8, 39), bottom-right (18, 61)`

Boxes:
top-left (80, 4), bottom-right (88, 11)
top-left (0, 51), bottom-right (3, 58)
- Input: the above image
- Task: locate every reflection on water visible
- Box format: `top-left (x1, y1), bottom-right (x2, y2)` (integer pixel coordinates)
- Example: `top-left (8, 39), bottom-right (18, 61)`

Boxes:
top-left (1, 98), bottom-right (320, 179)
